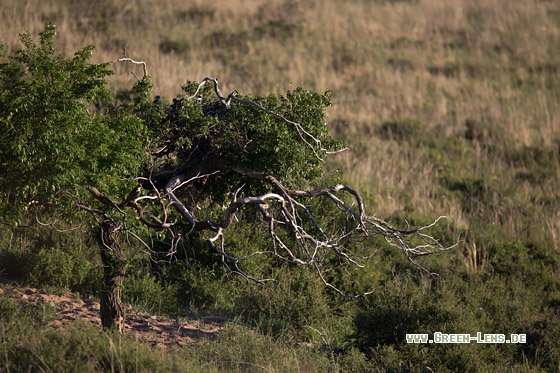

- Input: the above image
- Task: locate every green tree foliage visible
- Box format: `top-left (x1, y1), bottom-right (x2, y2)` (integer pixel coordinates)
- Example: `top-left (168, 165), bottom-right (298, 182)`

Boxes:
top-left (0, 23), bottom-right (148, 219)
top-left (0, 23), bottom-right (153, 332)
top-left (147, 79), bottom-right (340, 207)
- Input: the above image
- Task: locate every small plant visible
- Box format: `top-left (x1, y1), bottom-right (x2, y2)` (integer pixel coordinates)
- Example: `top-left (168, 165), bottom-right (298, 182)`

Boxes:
top-left (29, 247), bottom-right (99, 292)
top-left (463, 240), bottom-right (489, 274)
top-left (123, 273), bottom-right (178, 314)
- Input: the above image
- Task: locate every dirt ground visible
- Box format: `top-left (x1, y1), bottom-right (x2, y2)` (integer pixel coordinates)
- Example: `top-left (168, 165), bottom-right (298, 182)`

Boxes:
top-left (0, 278), bottom-right (226, 349)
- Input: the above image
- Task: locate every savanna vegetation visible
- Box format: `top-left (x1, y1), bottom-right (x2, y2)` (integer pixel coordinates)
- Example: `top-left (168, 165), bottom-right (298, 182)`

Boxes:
top-left (1, 0), bottom-right (560, 371)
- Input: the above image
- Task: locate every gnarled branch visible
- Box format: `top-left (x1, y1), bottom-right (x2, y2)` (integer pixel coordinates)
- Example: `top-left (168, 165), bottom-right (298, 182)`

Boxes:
top-left (78, 75), bottom-right (454, 297)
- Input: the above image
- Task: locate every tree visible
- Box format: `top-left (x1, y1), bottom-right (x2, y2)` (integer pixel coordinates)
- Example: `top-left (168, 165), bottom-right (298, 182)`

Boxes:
top-left (0, 23), bottom-right (149, 332)
top-left (0, 24), bottom-right (453, 332)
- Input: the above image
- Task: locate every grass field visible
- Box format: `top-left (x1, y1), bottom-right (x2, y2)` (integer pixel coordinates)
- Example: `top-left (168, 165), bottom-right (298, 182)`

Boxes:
top-left (2, 0), bottom-right (560, 371)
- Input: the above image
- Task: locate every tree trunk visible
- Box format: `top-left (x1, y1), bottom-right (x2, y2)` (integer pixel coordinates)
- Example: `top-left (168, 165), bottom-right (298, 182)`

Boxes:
top-left (97, 220), bottom-right (126, 332)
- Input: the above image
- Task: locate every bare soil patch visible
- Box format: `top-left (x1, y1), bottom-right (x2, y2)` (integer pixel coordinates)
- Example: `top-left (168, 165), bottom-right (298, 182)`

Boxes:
top-left (0, 279), bottom-right (226, 349)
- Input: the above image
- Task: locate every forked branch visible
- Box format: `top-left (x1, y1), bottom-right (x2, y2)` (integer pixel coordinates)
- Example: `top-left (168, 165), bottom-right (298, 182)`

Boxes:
top-left (111, 56), bottom-right (148, 81)
top-left (137, 166), bottom-right (454, 296)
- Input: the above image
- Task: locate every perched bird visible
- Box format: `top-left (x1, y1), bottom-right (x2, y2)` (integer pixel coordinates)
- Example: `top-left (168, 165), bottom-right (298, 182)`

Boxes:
top-left (153, 95), bottom-right (162, 105)
top-left (165, 97), bottom-right (184, 124)
top-left (121, 184), bottom-right (142, 208)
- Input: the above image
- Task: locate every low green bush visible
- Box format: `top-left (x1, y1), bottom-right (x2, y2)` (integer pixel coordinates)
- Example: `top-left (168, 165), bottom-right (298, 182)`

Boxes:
top-left (29, 246), bottom-right (101, 293)
top-left (123, 272), bottom-right (179, 314)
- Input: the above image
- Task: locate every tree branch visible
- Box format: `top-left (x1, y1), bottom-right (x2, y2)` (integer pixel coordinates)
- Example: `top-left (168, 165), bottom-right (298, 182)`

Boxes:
top-left (110, 158), bottom-right (453, 295)
top-left (110, 57), bottom-right (148, 81)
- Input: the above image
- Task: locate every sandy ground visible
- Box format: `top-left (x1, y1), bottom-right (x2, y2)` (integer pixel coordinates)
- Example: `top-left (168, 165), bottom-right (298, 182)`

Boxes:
top-left (0, 278), bottom-right (226, 348)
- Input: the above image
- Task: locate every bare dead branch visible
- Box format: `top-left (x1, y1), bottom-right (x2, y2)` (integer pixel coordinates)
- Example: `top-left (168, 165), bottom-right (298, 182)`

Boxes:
top-left (87, 186), bottom-right (124, 212)
top-left (76, 203), bottom-right (119, 227)
top-left (164, 175), bottom-right (198, 226)
top-left (35, 215), bottom-right (83, 233)
top-left (229, 167), bottom-right (452, 274)
top-left (221, 191), bottom-right (286, 230)
top-left (167, 171), bottom-right (221, 195)
top-left (185, 77), bottom-right (227, 104)
top-left (82, 166), bottom-right (451, 296)
top-left (110, 57), bottom-right (148, 80)
top-left (207, 227), bottom-right (268, 285)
